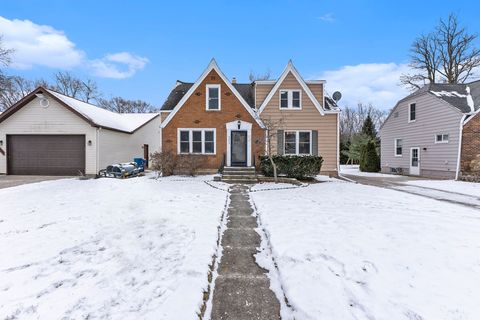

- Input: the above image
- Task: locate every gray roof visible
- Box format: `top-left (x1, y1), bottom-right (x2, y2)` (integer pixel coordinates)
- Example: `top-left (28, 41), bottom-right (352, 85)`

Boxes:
top-left (160, 81), bottom-right (255, 111)
top-left (398, 82), bottom-right (480, 114)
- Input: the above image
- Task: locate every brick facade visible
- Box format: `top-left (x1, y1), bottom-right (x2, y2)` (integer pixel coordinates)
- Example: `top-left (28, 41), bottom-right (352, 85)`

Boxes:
top-left (162, 70), bottom-right (265, 171)
top-left (461, 112), bottom-right (480, 175)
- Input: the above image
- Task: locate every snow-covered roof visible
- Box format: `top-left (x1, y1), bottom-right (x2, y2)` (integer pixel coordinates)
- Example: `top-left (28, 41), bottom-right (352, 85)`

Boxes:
top-left (46, 89), bottom-right (158, 133)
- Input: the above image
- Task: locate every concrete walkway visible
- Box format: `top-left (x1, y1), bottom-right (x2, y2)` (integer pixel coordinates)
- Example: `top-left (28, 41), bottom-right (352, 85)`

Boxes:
top-left (342, 173), bottom-right (480, 209)
top-left (211, 185), bottom-right (280, 320)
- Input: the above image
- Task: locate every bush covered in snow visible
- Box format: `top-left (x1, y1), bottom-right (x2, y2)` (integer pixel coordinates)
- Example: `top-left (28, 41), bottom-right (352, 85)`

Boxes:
top-left (259, 155), bottom-right (323, 179)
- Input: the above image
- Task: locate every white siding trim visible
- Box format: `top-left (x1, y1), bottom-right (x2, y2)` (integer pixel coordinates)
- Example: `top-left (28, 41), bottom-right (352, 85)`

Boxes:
top-left (161, 59), bottom-right (264, 128)
top-left (257, 60), bottom-right (326, 115)
top-left (206, 84), bottom-right (221, 111)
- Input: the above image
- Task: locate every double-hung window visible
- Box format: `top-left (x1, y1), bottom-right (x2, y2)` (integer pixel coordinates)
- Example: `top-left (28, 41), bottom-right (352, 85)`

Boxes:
top-left (395, 138), bottom-right (403, 156)
top-left (279, 90), bottom-right (301, 109)
top-left (178, 129), bottom-right (216, 154)
top-left (284, 131), bottom-right (312, 155)
top-left (206, 84), bottom-right (220, 110)
top-left (435, 134), bottom-right (449, 143)
top-left (409, 103), bottom-right (416, 122)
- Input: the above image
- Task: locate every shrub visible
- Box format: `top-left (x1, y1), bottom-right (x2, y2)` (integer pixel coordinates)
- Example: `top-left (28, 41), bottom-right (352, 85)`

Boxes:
top-left (259, 155), bottom-right (323, 179)
top-left (150, 151), bottom-right (176, 177)
top-left (176, 155), bottom-right (205, 176)
top-left (359, 141), bottom-right (380, 172)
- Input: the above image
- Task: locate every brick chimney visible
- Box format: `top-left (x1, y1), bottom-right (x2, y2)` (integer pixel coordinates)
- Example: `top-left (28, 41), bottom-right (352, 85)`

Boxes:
top-left (232, 77), bottom-right (237, 84)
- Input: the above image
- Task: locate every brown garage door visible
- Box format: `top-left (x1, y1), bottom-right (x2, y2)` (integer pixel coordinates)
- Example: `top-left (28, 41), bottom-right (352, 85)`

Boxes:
top-left (7, 135), bottom-right (86, 175)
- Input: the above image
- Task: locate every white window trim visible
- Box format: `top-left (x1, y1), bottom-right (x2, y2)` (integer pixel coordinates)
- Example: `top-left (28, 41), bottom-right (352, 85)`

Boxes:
top-left (434, 133), bottom-right (449, 144)
top-left (279, 89), bottom-right (302, 110)
top-left (284, 130), bottom-right (312, 155)
top-left (177, 128), bottom-right (216, 155)
top-left (206, 84), bottom-right (221, 111)
top-left (394, 138), bottom-right (403, 157)
top-left (408, 103), bottom-right (416, 123)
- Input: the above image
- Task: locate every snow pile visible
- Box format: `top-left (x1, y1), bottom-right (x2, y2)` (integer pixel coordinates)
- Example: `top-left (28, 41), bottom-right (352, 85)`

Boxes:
top-left (47, 89), bottom-right (158, 132)
top-left (0, 176), bottom-right (226, 319)
top-left (252, 181), bottom-right (480, 319)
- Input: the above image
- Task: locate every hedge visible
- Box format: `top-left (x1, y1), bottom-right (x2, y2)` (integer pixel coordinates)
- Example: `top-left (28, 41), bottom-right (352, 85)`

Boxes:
top-left (259, 155), bottom-right (323, 179)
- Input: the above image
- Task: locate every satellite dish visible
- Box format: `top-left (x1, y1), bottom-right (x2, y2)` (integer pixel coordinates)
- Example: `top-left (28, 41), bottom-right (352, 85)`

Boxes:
top-left (40, 98), bottom-right (50, 108)
top-left (332, 91), bottom-right (342, 102)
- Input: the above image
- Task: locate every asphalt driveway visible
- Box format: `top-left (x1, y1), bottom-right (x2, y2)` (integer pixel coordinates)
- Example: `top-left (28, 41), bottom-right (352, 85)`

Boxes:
top-left (0, 175), bottom-right (72, 189)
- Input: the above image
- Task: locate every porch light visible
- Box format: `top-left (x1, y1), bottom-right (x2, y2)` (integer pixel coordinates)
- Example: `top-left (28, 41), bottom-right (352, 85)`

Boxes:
top-left (0, 140), bottom-right (2, 146)
top-left (237, 120), bottom-right (241, 130)
top-left (88, 140), bottom-right (92, 146)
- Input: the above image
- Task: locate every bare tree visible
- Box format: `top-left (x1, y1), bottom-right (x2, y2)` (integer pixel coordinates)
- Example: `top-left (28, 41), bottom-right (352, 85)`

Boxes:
top-left (50, 71), bottom-right (101, 103)
top-left (339, 103), bottom-right (388, 143)
top-left (401, 13), bottom-right (480, 89)
top-left (401, 33), bottom-right (441, 90)
top-left (0, 36), bottom-right (13, 69)
top-left (260, 115), bottom-right (285, 183)
top-left (249, 69), bottom-right (271, 82)
top-left (99, 97), bottom-right (156, 113)
top-left (0, 75), bottom-right (35, 111)
top-left (437, 14), bottom-right (480, 83)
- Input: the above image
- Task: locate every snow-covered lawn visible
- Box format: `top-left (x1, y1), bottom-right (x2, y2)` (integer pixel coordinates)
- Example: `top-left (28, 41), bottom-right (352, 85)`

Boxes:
top-left (0, 175), bottom-right (227, 319)
top-left (340, 165), bottom-right (402, 178)
top-left (402, 179), bottom-right (480, 198)
top-left (252, 180), bottom-right (480, 319)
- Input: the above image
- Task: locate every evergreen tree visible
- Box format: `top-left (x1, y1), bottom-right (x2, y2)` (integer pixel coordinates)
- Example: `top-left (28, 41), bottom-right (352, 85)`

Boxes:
top-left (360, 141), bottom-right (380, 172)
top-left (361, 115), bottom-right (377, 139)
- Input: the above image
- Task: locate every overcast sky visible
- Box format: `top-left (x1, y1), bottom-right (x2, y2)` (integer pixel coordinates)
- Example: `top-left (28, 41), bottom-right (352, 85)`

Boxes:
top-left (2, 0), bottom-right (479, 110)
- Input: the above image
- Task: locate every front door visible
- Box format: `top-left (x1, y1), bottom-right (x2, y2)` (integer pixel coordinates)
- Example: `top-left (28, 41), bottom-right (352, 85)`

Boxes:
top-left (143, 144), bottom-right (149, 167)
top-left (231, 131), bottom-right (247, 167)
top-left (410, 147), bottom-right (420, 175)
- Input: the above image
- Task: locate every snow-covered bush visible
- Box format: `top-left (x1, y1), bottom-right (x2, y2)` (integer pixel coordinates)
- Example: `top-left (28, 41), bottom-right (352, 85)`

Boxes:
top-left (259, 155), bottom-right (323, 179)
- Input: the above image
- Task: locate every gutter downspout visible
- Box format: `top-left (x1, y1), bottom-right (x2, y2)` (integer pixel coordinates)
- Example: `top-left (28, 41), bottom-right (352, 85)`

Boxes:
top-left (455, 114), bottom-right (467, 180)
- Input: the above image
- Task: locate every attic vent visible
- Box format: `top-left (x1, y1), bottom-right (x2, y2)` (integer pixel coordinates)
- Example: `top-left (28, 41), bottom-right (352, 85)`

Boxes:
top-left (210, 76), bottom-right (216, 80)
top-left (394, 112), bottom-right (399, 118)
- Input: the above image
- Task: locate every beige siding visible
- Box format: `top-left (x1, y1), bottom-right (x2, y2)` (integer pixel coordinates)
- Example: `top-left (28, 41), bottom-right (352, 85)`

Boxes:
top-left (260, 72), bottom-right (338, 173)
top-left (98, 116), bottom-right (161, 169)
top-left (380, 93), bottom-right (463, 178)
top-left (0, 97), bottom-right (98, 175)
top-left (307, 83), bottom-right (324, 107)
top-left (255, 83), bottom-right (274, 107)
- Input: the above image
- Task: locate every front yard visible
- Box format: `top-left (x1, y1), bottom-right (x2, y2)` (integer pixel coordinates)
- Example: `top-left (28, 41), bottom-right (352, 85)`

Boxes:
top-left (0, 175), bottom-right (227, 319)
top-left (252, 178), bottom-right (480, 319)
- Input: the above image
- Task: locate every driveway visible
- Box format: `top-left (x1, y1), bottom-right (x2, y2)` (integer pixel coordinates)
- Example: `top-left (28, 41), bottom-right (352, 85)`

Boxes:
top-left (0, 175), bottom-right (72, 189)
top-left (341, 171), bottom-right (480, 209)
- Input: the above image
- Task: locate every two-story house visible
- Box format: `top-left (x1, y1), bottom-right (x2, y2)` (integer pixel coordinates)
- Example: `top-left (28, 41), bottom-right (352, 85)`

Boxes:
top-left (380, 82), bottom-right (480, 179)
top-left (159, 59), bottom-right (340, 175)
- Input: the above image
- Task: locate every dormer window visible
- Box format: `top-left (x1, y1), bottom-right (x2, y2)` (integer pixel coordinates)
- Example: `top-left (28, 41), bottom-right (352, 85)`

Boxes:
top-left (409, 103), bottom-right (416, 122)
top-left (279, 90), bottom-right (301, 109)
top-left (206, 84), bottom-right (220, 110)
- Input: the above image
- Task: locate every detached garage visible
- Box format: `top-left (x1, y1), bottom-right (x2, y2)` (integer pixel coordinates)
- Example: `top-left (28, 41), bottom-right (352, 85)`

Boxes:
top-left (0, 87), bottom-right (161, 176)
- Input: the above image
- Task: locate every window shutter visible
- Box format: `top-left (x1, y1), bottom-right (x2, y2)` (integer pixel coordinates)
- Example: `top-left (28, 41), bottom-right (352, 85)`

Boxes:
top-left (312, 130), bottom-right (318, 155)
top-left (277, 130), bottom-right (284, 155)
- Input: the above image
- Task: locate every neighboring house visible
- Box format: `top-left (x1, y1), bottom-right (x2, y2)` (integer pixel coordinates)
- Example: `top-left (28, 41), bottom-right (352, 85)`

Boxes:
top-left (0, 87), bottom-right (160, 175)
top-left (160, 59), bottom-right (340, 175)
top-left (380, 82), bottom-right (480, 179)
top-left (461, 109), bottom-right (480, 178)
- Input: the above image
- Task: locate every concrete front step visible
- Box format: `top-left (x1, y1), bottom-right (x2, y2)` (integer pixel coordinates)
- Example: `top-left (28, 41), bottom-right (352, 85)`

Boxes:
top-left (222, 179), bottom-right (258, 184)
top-left (222, 174), bottom-right (257, 179)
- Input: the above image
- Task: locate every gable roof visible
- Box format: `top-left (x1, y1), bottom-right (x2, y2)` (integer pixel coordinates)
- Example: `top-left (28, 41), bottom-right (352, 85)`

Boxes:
top-left (160, 59), bottom-right (264, 128)
top-left (160, 81), bottom-right (255, 111)
top-left (0, 87), bottom-right (159, 134)
top-left (257, 60), bottom-right (337, 115)
top-left (381, 81), bottom-right (480, 130)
